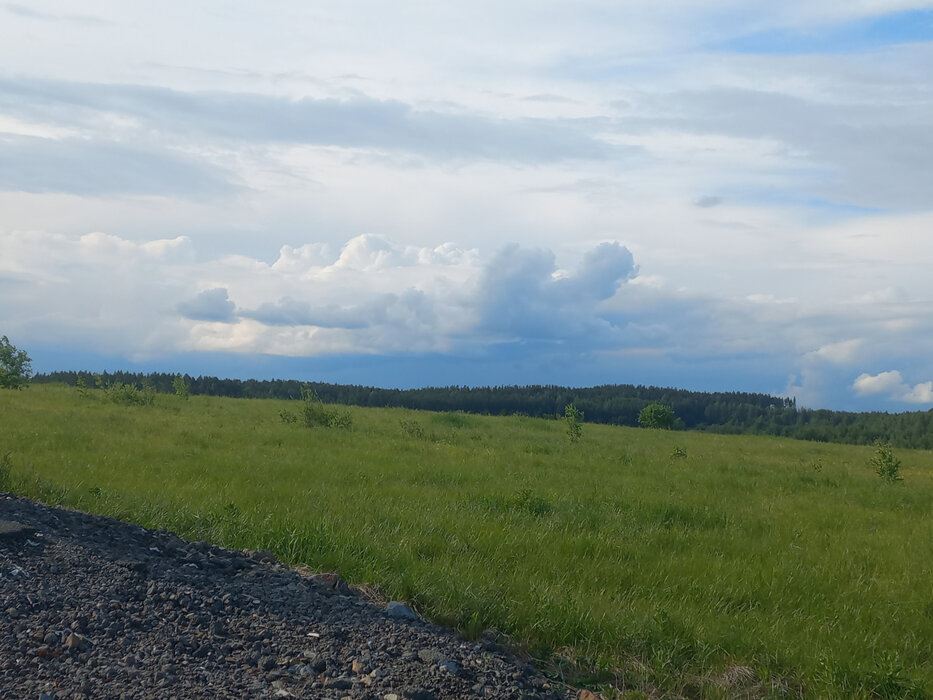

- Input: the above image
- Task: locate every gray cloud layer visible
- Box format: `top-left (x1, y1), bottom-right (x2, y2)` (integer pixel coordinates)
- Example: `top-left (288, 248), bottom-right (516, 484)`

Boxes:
top-left (0, 76), bottom-right (618, 164)
top-left (642, 87), bottom-right (933, 210)
top-left (0, 135), bottom-right (232, 197)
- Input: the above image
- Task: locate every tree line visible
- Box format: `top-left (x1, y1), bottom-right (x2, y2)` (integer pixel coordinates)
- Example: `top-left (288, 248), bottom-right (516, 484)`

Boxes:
top-left (32, 370), bottom-right (933, 450)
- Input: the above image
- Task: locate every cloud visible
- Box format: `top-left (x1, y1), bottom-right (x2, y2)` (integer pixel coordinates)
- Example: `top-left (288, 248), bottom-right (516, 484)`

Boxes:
top-left (0, 3), bottom-right (107, 25)
top-left (0, 76), bottom-right (620, 164)
top-left (695, 195), bottom-right (722, 208)
top-left (0, 135), bottom-right (233, 197)
top-left (1, 227), bottom-right (643, 360)
top-left (812, 338), bottom-right (862, 364)
top-left (241, 296), bottom-right (390, 329)
top-left (177, 288), bottom-right (237, 323)
top-left (476, 242), bottom-right (636, 344)
top-left (650, 86), bottom-right (933, 209)
top-left (853, 370), bottom-right (933, 403)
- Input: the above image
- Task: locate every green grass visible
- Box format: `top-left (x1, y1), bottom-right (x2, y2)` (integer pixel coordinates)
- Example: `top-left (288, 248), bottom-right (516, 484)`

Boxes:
top-left (2, 384), bottom-right (932, 698)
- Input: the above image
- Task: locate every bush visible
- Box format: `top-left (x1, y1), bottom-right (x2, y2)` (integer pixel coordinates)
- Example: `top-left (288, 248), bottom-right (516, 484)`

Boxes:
top-left (0, 336), bottom-right (32, 390)
top-left (870, 441), bottom-right (902, 483)
top-left (564, 403), bottom-right (583, 443)
top-left (638, 402), bottom-right (675, 430)
top-left (173, 374), bottom-right (189, 400)
top-left (300, 386), bottom-right (353, 429)
top-left (105, 382), bottom-right (152, 406)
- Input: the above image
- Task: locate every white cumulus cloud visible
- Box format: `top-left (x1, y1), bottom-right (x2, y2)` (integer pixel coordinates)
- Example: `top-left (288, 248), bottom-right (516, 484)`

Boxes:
top-left (853, 370), bottom-right (933, 404)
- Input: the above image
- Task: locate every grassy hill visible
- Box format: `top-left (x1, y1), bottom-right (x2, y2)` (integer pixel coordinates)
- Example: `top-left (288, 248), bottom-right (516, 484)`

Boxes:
top-left (2, 384), bottom-right (931, 698)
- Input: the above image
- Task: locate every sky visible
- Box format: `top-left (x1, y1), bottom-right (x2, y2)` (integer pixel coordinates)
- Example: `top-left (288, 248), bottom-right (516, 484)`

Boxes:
top-left (1, 1), bottom-right (932, 411)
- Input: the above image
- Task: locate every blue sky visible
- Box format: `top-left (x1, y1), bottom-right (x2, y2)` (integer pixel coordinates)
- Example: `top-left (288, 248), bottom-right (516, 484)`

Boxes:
top-left (2, 1), bottom-right (933, 411)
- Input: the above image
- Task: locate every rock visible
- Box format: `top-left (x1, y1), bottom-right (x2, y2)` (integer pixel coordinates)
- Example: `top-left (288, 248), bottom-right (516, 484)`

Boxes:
top-left (258, 655), bottom-right (277, 672)
top-left (64, 632), bottom-right (84, 650)
top-left (417, 648), bottom-right (447, 664)
top-left (249, 549), bottom-right (277, 564)
top-left (402, 690), bottom-right (439, 700)
top-left (0, 519), bottom-right (35, 541)
top-left (386, 601), bottom-right (418, 620)
top-left (310, 572), bottom-right (351, 595)
top-left (437, 660), bottom-right (459, 675)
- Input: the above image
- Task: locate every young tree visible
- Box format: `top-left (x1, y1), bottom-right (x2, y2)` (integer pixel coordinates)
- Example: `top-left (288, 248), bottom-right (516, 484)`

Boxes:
top-left (0, 336), bottom-right (32, 389)
top-left (564, 403), bottom-right (583, 443)
top-left (173, 374), bottom-right (189, 400)
top-left (638, 402), bottom-right (675, 429)
top-left (870, 440), bottom-right (902, 483)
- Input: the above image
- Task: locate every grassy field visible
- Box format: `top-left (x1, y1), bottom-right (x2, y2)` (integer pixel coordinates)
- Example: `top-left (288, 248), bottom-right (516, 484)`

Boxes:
top-left (2, 384), bottom-right (932, 698)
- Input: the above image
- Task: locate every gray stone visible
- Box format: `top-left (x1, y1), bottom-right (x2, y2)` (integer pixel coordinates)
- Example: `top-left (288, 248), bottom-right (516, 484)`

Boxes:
top-left (0, 519), bottom-right (34, 540)
top-left (386, 601), bottom-right (418, 620)
top-left (402, 689), bottom-right (439, 700)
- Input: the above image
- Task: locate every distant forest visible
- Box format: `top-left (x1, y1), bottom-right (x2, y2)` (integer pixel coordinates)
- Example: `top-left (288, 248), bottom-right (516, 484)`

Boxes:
top-left (34, 371), bottom-right (933, 450)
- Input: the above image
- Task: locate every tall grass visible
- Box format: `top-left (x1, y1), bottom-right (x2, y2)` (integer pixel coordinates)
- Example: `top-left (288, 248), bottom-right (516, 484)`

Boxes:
top-left (1, 384), bottom-right (931, 697)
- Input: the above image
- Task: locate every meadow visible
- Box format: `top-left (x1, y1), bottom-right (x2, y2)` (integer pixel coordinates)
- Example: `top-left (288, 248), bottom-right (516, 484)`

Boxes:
top-left (2, 383), bottom-right (931, 698)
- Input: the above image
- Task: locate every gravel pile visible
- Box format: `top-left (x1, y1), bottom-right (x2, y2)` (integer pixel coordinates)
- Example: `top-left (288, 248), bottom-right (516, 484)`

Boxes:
top-left (1, 493), bottom-right (573, 699)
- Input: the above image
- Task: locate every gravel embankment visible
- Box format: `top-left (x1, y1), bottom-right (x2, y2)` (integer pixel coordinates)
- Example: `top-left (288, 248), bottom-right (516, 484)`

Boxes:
top-left (1, 493), bottom-right (574, 699)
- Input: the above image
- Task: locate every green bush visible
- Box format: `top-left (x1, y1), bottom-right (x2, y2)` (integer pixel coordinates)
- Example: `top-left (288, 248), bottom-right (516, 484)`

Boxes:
top-left (300, 386), bottom-right (353, 429)
top-left (638, 402), bottom-right (675, 430)
top-left (106, 382), bottom-right (152, 406)
top-left (173, 374), bottom-right (189, 400)
top-left (870, 441), bottom-right (902, 483)
top-left (564, 403), bottom-right (583, 443)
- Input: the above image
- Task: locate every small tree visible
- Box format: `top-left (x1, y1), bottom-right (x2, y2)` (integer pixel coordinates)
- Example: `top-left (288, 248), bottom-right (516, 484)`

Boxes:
top-left (870, 440), bottom-right (902, 483)
top-left (0, 336), bottom-right (32, 389)
top-left (638, 402), bottom-right (675, 430)
top-left (173, 374), bottom-right (189, 400)
top-left (300, 385), bottom-right (352, 429)
top-left (564, 403), bottom-right (583, 443)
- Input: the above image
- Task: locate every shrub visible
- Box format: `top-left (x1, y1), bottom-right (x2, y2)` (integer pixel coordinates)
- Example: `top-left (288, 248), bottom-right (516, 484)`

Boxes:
top-left (75, 376), bottom-right (91, 399)
top-left (638, 402), bottom-right (675, 429)
top-left (564, 403), bottom-right (583, 443)
top-left (106, 382), bottom-right (144, 405)
top-left (870, 441), bottom-right (902, 483)
top-left (300, 385), bottom-right (353, 429)
top-left (173, 374), bottom-right (189, 400)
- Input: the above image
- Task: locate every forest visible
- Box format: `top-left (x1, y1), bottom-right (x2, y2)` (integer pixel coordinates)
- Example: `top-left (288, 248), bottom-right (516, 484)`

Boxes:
top-left (33, 370), bottom-right (933, 449)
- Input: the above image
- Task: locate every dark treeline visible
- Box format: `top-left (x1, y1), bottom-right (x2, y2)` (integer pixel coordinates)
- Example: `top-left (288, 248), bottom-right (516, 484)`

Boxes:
top-left (34, 370), bottom-right (933, 450)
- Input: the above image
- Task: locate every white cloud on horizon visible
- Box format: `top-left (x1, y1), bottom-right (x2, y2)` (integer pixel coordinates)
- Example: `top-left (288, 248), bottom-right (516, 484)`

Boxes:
top-left (853, 370), bottom-right (933, 404)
